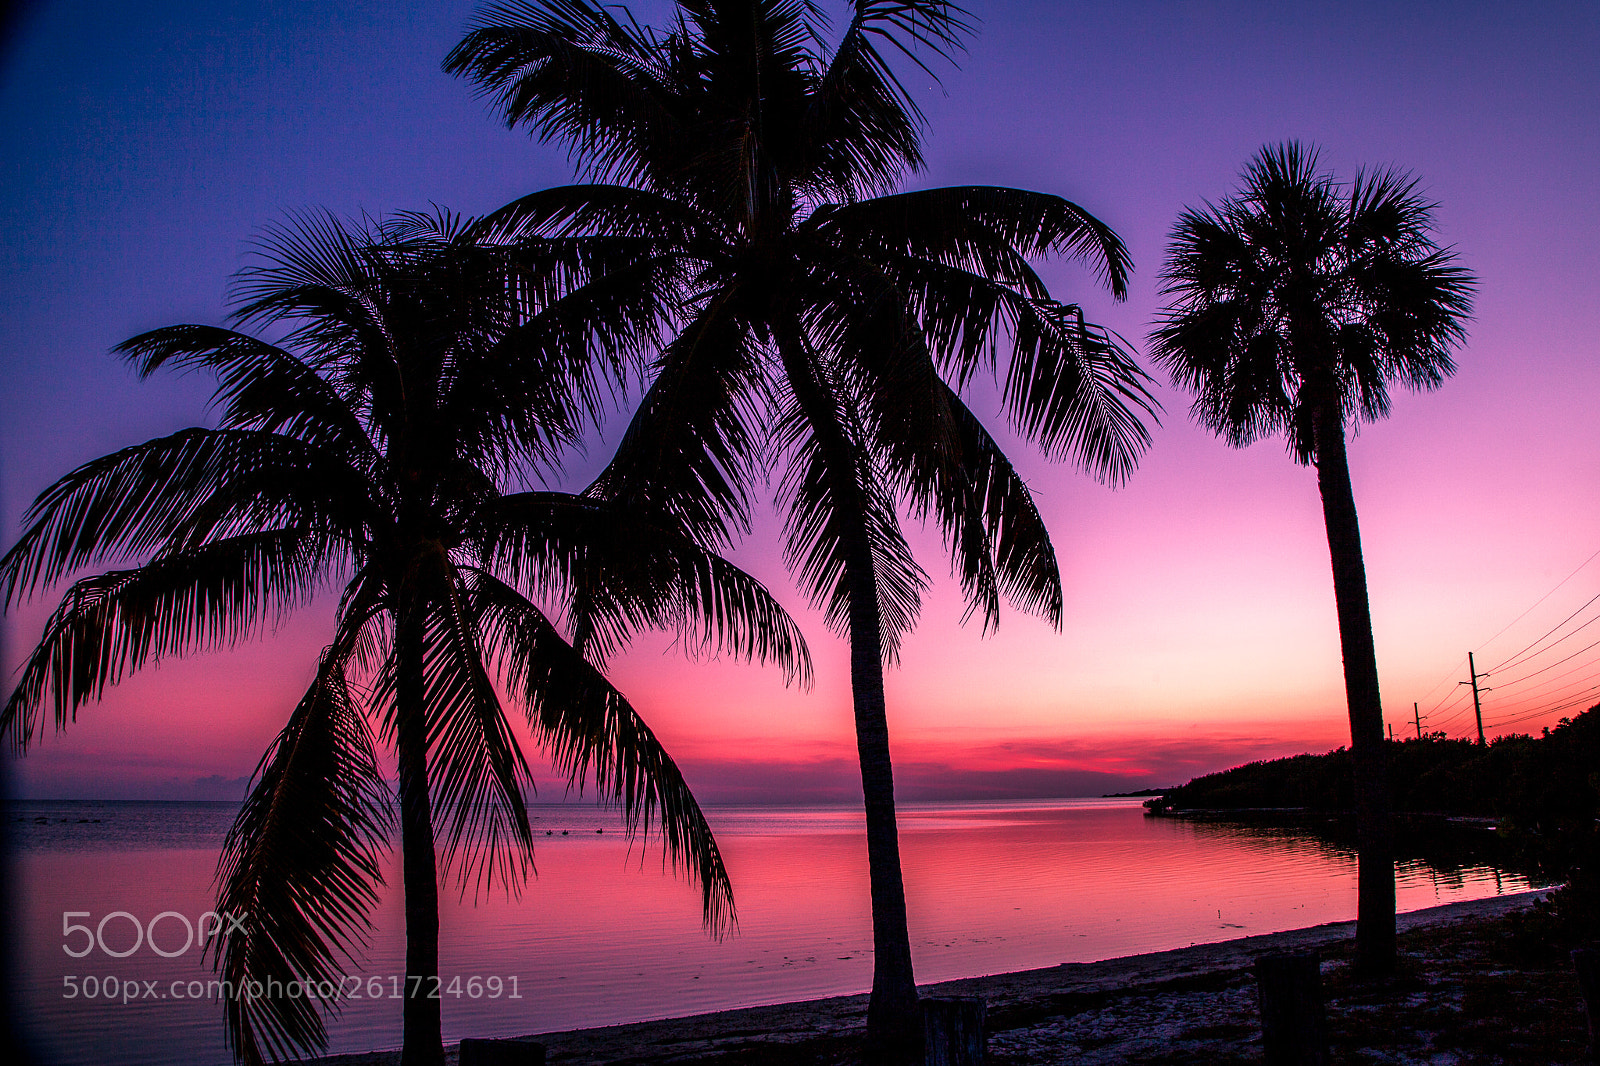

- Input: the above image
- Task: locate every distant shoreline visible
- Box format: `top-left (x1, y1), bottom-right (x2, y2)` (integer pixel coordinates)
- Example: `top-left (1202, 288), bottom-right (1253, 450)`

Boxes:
top-left (317, 890), bottom-right (1550, 1066)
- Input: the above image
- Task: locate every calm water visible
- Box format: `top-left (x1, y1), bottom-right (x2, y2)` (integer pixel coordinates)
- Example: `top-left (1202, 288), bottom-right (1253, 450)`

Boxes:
top-left (9, 799), bottom-right (1535, 1065)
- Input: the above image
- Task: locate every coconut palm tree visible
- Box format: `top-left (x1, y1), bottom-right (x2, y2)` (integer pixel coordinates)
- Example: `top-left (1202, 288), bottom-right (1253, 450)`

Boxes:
top-left (446, 0), bottom-right (1156, 1043)
top-left (1150, 142), bottom-right (1474, 974)
top-left (0, 212), bottom-right (810, 1066)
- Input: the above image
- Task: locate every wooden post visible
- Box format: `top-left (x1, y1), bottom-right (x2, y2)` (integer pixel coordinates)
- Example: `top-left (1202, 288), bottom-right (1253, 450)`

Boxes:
top-left (923, 996), bottom-right (985, 1066)
top-left (458, 1037), bottom-right (546, 1066)
top-left (1574, 948), bottom-right (1600, 1060)
top-left (1254, 952), bottom-right (1328, 1066)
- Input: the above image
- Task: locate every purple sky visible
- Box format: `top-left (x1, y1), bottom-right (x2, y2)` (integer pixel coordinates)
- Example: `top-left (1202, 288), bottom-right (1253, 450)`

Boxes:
top-left (3, 1), bottom-right (1598, 800)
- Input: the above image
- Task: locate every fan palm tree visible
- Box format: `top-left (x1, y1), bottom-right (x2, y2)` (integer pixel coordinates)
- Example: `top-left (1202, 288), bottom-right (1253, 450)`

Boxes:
top-left (446, 0), bottom-right (1156, 1044)
top-left (0, 212), bottom-right (810, 1066)
top-left (1150, 142), bottom-right (1474, 974)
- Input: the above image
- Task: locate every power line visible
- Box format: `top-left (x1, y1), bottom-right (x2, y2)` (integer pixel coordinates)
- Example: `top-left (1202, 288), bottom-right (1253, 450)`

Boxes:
top-left (1478, 651), bottom-right (1600, 711)
top-left (1411, 547), bottom-right (1600, 745)
top-left (1482, 667), bottom-right (1600, 729)
top-left (1477, 546), bottom-right (1600, 659)
top-left (1488, 692), bottom-right (1596, 723)
top-left (1487, 692), bottom-right (1600, 729)
top-left (1428, 685), bottom-right (1482, 738)
top-left (1493, 633), bottom-right (1600, 690)
top-left (1488, 591), bottom-right (1600, 673)
top-left (1428, 686), bottom-right (1473, 726)
top-left (1484, 661), bottom-right (1600, 710)
top-left (1486, 688), bottom-right (1600, 730)
top-left (1413, 656), bottom-right (1469, 715)
top-left (1421, 675), bottom-right (1471, 721)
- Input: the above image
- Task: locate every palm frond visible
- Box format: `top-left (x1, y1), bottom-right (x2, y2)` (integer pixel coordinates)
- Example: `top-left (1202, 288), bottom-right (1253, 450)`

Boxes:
top-left (812, 226), bottom-right (1153, 492)
top-left (230, 211), bottom-right (385, 328)
top-left (806, 2), bottom-right (973, 194)
top-left (466, 567), bottom-right (736, 934)
top-left (213, 647), bottom-right (392, 1065)
top-left (0, 429), bottom-right (369, 604)
top-left (939, 387), bottom-right (1062, 626)
top-left (773, 335), bottom-right (925, 660)
top-left (116, 325), bottom-right (375, 455)
top-left (415, 565), bottom-right (537, 894)
top-left (2, 530), bottom-right (341, 751)
top-left (472, 490), bottom-right (811, 684)
top-left (1343, 167), bottom-right (1474, 395)
top-left (816, 185), bottom-right (1130, 298)
top-left (381, 204), bottom-right (473, 245)
top-left (838, 243), bottom-right (1032, 390)
top-left (460, 241), bottom-right (689, 436)
top-left (584, 292), bottom-right (765, 549)
top-left (803, 262), bottom-right (1060, 631)
top-left (1151, 289), bottom-right (1295, 449)
top-left (1002, 299), bottom-right (1157, 484)
top-left (477, 183), bottom-right (727, 247)
top-left (862, 362), bottom-right (1061, 633)
top-left (378, 235), bottom-right (591, 475)
top-left (445, 0), bottom-right (680, 187)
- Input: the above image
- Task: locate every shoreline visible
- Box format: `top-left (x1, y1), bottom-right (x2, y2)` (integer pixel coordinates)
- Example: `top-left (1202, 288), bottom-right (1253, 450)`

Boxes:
top-left (319, 888), bottom-right (1552, 1065)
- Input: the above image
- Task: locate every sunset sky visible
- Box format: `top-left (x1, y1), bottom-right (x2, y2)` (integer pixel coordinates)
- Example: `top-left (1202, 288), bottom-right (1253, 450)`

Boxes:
top-left (2, 0), bottom-right (1598, 801)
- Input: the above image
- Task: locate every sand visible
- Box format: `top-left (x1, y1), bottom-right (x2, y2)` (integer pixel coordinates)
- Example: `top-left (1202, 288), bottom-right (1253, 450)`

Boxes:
top-left (318, 888), bottom-right (1557, 1064)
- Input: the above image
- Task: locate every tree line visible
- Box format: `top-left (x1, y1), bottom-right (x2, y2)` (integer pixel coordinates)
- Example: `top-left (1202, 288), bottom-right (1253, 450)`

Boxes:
top-left (1148, 706), bottom-right (1600, 827)
top-left (1149, 707), bottom-right (1600, 941)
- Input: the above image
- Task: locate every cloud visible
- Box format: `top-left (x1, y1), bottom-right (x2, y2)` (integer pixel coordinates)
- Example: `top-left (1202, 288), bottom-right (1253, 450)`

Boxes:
top-left (6, 721), bottom-right (1344, 804)
top-left (672, 756), bottom-right (863, 805)
top-left (189, 775), bottom-right (252, 801)
top-left (895, 763), bottom-right (1141, 801)
top-left (3, 753), bottom-right (256, 801)
top-left (668, 730), bottom-right (1344, 803)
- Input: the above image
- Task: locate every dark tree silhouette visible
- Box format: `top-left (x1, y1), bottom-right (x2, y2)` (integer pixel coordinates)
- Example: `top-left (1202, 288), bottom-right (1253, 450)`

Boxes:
top-left (447, 0), bottom-right (1156, 1043)
top-left (0, 213), bottom-right (810, 1066)
top-left (1150, 142), bottom-right (1474, 974)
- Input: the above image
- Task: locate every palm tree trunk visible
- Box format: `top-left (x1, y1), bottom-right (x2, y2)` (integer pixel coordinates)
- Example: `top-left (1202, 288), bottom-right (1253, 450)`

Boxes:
top-left (843, 539), bottom-right (920, 1050)
top-left (394, 598), bottom-right (445, 1066)
top-left (773, 323), bottom-right (919, 1051)
top-left (1313, 412), bottom-right (1396, 975)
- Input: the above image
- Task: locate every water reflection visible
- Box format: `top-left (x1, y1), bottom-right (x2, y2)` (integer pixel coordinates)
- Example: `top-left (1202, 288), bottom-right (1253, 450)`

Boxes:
top-left (10, 800), bottom-right (1541, 1066)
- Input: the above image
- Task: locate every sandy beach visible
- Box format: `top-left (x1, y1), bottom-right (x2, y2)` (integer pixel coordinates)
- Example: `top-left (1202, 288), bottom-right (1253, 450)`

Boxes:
top-left (319, 888), bottom-right (1585, 1064)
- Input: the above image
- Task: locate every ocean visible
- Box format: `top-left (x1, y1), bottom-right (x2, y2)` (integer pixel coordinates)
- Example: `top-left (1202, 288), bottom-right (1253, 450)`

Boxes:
top-left (8, 798), bottom-right (1537, 1065)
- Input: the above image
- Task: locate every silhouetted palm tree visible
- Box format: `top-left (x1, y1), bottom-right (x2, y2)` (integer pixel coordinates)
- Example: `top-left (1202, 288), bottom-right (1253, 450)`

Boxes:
top-left (447, 1), bottom-right (1156, 1043)
top-left (1150, 142), bottom-right (1474, 974)
top-left (0, 213), bottom-right (809, 1066)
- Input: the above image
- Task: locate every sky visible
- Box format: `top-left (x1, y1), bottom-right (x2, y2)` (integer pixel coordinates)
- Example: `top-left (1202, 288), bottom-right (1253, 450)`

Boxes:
top-left (2, 0), bottom-right (1598, 802)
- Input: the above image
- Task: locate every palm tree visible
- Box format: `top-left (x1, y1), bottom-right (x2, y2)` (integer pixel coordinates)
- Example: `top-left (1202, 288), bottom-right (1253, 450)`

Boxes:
top-left (446, 0), bottom-right (1156, 1044)
top-left (1150, 142), bottom-right (1474, 974)
top-left (0, 212), bottom-right (810, 1066)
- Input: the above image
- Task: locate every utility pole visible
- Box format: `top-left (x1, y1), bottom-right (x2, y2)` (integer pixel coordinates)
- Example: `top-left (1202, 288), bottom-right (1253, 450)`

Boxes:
top-left (1459, 652), bottom-right (1490, 746)
top-left (1413, 701), bottom-right (1424, 739)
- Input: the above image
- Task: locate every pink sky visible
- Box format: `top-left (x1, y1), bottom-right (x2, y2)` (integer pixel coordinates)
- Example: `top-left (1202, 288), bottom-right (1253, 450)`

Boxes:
top-left (3, 1), bottom-right (1599, 800)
